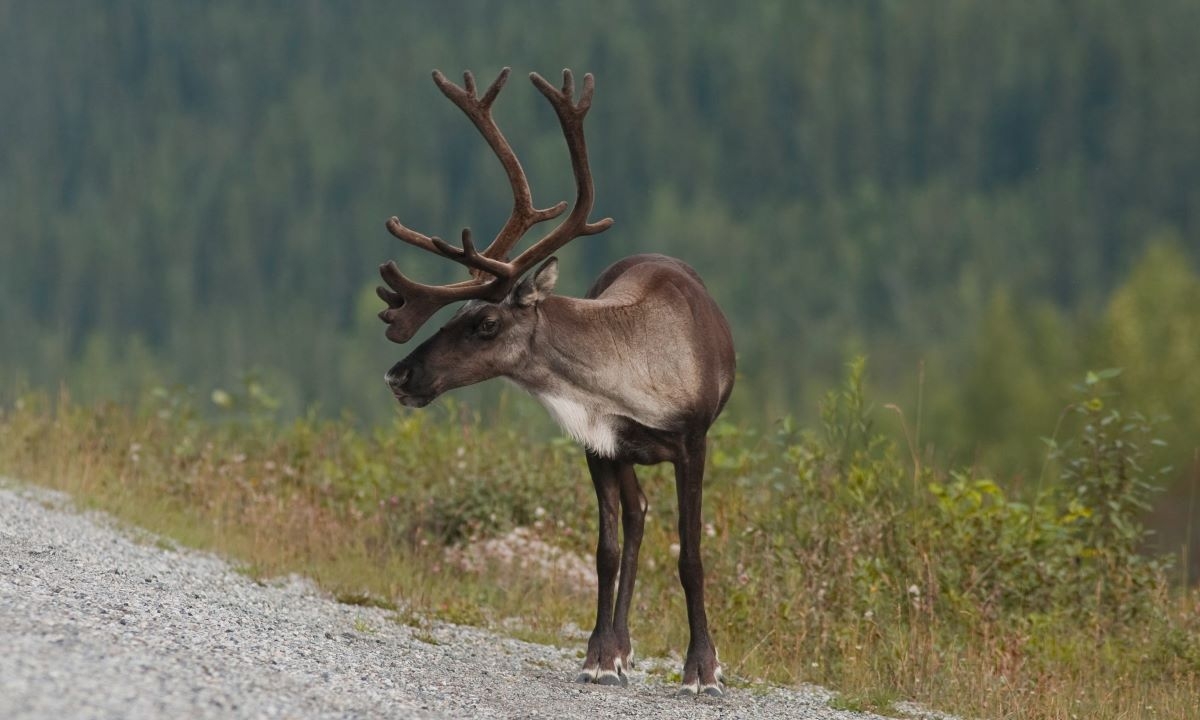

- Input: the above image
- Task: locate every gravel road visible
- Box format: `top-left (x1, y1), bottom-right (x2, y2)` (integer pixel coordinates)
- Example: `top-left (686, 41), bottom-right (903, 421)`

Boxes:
top-left (0, 479), bottom-right (905, 720)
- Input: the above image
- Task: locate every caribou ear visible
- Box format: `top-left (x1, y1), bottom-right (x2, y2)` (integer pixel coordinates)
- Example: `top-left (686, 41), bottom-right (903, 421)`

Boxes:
top-left (512, 258), bottom-right (559, 307)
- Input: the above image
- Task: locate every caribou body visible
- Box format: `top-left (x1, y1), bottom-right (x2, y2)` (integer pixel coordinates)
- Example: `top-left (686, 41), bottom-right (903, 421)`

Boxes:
top-left (376, 68), bottom-right (734, 696)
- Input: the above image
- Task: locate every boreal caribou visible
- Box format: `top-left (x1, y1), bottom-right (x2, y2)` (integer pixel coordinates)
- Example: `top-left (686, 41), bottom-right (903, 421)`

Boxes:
top-left (376, 67), bottom-right (735, 696)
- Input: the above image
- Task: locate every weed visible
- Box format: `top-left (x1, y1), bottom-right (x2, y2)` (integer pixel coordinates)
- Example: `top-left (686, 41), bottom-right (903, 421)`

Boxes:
top-left (352, 617), bottom-right (375, 634)
top-left (336, 592), bottom-right (398, 612)
top-left (413, 631), bottom-right (440, 646)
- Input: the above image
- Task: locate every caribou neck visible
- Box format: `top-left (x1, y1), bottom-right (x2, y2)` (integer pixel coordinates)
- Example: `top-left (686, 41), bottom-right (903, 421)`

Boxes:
top-left (509, 296), bottom-right (629, 397)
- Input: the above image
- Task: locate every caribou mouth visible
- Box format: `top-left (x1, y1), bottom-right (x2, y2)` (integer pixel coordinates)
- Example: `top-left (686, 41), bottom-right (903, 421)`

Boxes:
top-left (393, 392), bottom-right (433, 408)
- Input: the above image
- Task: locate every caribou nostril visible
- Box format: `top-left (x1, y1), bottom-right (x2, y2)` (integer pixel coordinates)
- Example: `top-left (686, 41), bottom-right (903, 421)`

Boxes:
top-left (385, 367), bottom-right (411, 391)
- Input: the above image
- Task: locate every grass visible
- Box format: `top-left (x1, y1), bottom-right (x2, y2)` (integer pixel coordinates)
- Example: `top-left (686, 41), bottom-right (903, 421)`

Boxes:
top-left (412, 630), bottom-right (441, 646)
top-left (1, 368), bottom-right (1198, 719)
top-left (830, 687), bottom-right (903, 716)
top-left (335, 591), bottom-right (398, 611)
top-left (352, 617), bottom-right (376, 634)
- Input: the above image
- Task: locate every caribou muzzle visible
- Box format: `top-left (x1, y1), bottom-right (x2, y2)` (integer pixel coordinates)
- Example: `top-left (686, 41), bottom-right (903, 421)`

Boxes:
top-left (385, 363), bottom-right (435, 408)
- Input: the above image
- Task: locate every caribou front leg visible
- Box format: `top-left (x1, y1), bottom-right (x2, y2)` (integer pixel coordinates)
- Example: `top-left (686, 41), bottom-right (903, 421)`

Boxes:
top-left (578, 453), bottom-right (628, 685)
top-left (674, 436), bottom-right (724, 696)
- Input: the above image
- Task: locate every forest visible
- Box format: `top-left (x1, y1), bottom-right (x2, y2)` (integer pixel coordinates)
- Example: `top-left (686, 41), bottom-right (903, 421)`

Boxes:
top-left (4, 2), bottom-right (1200, 716)
top-left (4, 0), bottom-right (1199, 534)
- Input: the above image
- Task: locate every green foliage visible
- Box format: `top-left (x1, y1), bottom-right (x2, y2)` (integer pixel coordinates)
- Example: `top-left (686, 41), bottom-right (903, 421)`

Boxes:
top-left (916, 242), bottom-right (1200, 564)
top-left (736, 362), bottom-right (1181, 667)
top-left (1050, 371), bottom-right (1172, 614)
top-left (913, 368), bottom-right (1172, 623)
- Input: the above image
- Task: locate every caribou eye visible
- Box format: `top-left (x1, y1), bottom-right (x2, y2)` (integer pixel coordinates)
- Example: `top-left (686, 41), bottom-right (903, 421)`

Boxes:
top-left (477, 317), bottom-right (499, 337)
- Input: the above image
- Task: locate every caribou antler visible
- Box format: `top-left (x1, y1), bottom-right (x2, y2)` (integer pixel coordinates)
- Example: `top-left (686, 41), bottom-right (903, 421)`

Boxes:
top-left (378, 67), bottom-right (612, 343)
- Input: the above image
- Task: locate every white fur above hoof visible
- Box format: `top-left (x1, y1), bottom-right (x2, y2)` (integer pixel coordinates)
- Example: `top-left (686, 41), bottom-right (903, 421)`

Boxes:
top-left (576, 662), bottom-right (627, 687)
top-left (596, 670), bottom-right (625, 686)
top-left (677, 679), bottom-right (724, 698)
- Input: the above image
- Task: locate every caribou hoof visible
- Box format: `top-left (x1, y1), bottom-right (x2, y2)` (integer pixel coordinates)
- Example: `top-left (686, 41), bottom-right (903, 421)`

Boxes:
top-left (678, 652), bottom-right (724, 698)
top-left (578, 638), bottom-right (632, 687)
top-left (576, 666), bottom-right (628, 686)
top-left (578, 667), bottom-right (633, 686)
top-left (676, 681), bottom-right (724, 697)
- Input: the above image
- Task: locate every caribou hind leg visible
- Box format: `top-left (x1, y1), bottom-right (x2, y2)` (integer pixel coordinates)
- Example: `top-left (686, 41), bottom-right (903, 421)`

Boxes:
top-left (612, 462), bottom-right (646, 673)
top-left (674, 435), bottom-right (724, 696)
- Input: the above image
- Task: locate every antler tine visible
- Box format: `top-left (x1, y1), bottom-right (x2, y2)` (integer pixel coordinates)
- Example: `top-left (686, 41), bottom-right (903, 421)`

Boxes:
top-left (430, 229), bottom-right (516, 279)
top-left (578, 72), bottom-right (595, 111)
top-left (560, 68), bottom-right (574, 101)
top-left (386, 217), bottom-right (515, 279)
top-left (479, 70), bottom-right (506, 107)
top-left (385, 216), bottom-right (442, 255)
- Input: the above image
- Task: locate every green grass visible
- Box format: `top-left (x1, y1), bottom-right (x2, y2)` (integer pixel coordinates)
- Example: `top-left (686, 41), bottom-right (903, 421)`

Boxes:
top-left (352, 617), bottom-right (376, 634)
top-left (1, 369), bottom-right (1198, 719)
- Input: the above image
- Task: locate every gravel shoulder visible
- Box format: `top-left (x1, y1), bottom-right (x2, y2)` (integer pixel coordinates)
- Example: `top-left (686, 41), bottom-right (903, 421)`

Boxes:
top-left (0, 478), bottom-right (901, 720)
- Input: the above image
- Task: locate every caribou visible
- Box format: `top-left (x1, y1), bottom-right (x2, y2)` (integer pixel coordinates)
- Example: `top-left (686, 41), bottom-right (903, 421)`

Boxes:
top-left (376, 68), bottom-right (735, 697)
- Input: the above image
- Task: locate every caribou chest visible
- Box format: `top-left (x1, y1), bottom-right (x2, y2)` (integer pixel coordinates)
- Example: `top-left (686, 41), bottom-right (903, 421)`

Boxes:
top-left (534, 392), bottom-right (619, 458)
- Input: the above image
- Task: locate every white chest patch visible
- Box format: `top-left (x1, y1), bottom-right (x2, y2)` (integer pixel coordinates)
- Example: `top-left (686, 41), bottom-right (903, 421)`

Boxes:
top-left (535, 393), bottom-right (618, 458)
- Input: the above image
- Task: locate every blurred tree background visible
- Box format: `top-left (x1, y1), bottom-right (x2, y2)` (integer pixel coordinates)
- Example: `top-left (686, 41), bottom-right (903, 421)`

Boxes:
top-left (2, 2), bottom-right (1198, 555)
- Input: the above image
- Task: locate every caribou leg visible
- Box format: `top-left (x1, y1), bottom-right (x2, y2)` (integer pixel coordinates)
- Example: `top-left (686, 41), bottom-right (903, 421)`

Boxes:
top-left (612, 462), bottom-right (646, 673)
top-left (674, 436), bottom-right (724, 697)
top-left (578, 452), bottom-right (628, 685)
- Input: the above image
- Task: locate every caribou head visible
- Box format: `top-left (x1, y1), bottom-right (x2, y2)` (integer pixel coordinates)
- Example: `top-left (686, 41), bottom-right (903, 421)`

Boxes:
top-left (385, 257), bottom-right (560, 408)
